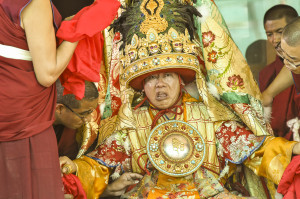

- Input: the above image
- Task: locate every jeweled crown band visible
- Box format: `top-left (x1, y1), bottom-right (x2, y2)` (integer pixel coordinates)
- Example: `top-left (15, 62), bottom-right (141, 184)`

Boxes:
top-left (122, 53), bottom-right (199, 87)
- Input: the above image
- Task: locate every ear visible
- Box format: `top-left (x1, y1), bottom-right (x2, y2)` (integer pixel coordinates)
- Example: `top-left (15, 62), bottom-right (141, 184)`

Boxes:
top-left (55, 103), bottom-right (65, 114)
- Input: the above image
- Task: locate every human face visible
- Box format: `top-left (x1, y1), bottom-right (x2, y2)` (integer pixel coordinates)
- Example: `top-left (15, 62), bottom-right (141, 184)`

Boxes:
top-left (264, 18), bottom-right (287, 48)
top-left (278, 39), bottom-right (300, 74)
top-left (59, 99), bottom-right (98, 129)
top-left (144, 72), bottom-right (181, 109)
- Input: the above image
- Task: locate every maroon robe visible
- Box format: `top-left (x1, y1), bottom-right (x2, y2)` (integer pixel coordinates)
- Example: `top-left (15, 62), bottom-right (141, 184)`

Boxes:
top-left (0, 0), bottom-right (64, 198)
top-left (292, 73), bottom-right (300, 94)
top-left (259, 56), bottom-right (299, 140)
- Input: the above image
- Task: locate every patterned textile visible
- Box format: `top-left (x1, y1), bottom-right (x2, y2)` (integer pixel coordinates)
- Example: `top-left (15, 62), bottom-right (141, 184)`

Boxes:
top-left (196, 0), bottom-right (272, 136)
top-left (75, 100), bottom-right (295, 198)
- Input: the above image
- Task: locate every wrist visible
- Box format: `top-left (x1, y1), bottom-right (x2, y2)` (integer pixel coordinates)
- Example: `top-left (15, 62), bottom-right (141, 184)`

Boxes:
top-left (292, 142), bottom-right (300, 155)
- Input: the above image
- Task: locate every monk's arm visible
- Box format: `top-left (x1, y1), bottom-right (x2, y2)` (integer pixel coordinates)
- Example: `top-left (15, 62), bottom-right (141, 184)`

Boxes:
top-left (21, 0), bottom-right (78, 87)
top-left (262, 67), bottom-right (294, 106)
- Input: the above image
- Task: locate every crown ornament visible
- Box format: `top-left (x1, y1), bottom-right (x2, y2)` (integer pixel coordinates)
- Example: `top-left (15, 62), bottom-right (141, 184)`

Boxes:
top-left (111, 0), bottom-right (202, 89)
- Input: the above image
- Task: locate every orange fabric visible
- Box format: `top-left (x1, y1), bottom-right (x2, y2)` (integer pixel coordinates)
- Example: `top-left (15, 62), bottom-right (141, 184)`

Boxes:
top-left (56, 0), bottom-right (120, 99)
top-left (244, 137), bottom-right (297, 185)
top-left (147, 172), bottom-right (201, 199)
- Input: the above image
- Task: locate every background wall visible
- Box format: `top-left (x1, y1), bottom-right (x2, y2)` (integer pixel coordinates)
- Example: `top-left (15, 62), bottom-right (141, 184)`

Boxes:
top-left (214, 0), bottom-right (300, 80)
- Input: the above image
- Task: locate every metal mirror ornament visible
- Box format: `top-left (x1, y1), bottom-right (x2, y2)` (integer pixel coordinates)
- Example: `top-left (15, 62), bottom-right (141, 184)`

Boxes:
top-left (147, 120), bottom-right (206, 177)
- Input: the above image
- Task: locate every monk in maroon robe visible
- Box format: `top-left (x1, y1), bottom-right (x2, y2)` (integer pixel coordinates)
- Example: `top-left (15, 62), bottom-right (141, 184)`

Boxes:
top-left (259, 5), bottom-right (299, 141)
top-left (0, 0), bottom-right (79, 198)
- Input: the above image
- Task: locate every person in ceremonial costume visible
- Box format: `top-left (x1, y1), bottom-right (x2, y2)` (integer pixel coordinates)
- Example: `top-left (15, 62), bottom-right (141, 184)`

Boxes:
top-left (259, 5), bottom-right (300, 141)
top-left (59, 0), bottom-right (300, 198)
top-left (0, 0), bottom-right (80, 198)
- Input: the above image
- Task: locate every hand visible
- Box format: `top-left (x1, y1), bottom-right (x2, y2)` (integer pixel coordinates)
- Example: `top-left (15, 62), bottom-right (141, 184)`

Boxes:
top-left (64, 194), bottom-right (74, 199)
top-left (101, 172), bottom-right (143, 197)
top-left (290, 66), bottom-right (300, 74)
top-left (292, 142), bottom-right (300, 155)
top-left (59, 156), bottom-right (77, 175)
top-left (64, 15), bottom-right (75, 21)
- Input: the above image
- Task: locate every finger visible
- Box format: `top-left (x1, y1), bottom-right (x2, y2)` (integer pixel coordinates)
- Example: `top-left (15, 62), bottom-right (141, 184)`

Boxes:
top-left (62, 164), bottom-right (73, 174)
top-left (64, 194), bottom-right (74, 199)
top-left (129, 173), bottom-right (143, 180)
top-left (59, 156), bottom-right (68, 167)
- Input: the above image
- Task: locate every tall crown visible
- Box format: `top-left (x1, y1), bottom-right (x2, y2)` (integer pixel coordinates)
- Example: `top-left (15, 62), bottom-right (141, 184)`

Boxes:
top-left (111, 0), bottom-right (202, 90)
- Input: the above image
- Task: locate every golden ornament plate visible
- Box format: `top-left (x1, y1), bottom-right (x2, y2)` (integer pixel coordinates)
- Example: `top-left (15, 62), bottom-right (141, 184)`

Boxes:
top-left (147, 120), bottom-right (205, 177)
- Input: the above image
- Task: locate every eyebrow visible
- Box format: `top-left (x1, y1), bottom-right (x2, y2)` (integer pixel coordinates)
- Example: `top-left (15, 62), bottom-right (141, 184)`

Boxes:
top-left (79, 109), bottom-right (93, 115)
top-left (266, 28), bottom-right (283, 34)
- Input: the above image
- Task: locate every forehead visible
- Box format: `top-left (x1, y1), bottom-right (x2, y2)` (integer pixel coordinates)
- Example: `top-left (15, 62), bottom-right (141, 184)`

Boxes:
top-left (281, 39), bottom-right (300, 60)
top-left (264, 18), bottom-right (287, 31)
top-left (146, 72), bottom-right (178, 77)
top-left (76, 99), bottom-right (98, 111)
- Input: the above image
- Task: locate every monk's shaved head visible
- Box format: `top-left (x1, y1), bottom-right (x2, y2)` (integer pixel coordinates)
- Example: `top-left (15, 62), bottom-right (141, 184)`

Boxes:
top-left (56, 80), bottom-right (99, 108)
top-left (282, 17), bottom-right (300, 47)
top-left (264, 4), bottom-right (298, 25)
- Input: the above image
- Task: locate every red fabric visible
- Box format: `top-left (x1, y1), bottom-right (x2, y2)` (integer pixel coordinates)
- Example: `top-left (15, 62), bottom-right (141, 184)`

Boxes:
top-left (0, 1), bottom-right (61, 141)
top-left (277, 155), bottom-right (300, 199)
top-left (0, 127), bottom-right (64, 199)
top-left (56, 0), bottom-right (120, 99)
top-left (62, 174), bottom-right (87, 199)
top-left (259, 56), bottom-right (299, 140)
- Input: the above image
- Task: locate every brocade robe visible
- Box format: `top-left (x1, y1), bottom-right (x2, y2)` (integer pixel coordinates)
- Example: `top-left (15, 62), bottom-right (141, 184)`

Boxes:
top-left (74, 98), bottom-right (296, 199)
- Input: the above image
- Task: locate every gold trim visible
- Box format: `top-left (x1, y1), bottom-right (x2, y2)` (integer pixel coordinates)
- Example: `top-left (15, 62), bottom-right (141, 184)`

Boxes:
top-left (122, 53), bottom-right (199, 87)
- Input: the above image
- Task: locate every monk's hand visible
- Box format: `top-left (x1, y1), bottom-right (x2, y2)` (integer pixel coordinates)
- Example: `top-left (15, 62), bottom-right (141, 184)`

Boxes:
top-left (59, 156), bottom-right (77, 175)
top-left (64, 15), bottom-right (75, 21)
top-left (292, 142), bottom-right (300, 155)
top-left (64, 194), bottom-right (74, 199)
top-left (101, 172), bottom-right (143, 197)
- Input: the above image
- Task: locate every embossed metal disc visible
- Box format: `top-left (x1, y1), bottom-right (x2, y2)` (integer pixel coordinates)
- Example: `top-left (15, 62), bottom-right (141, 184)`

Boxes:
top-left (147, 120), bottom-right (205, 177)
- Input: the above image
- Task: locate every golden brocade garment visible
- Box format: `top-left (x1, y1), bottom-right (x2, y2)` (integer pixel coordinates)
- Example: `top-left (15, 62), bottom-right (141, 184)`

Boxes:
top-left (74, 95), bottom-right (297, 199)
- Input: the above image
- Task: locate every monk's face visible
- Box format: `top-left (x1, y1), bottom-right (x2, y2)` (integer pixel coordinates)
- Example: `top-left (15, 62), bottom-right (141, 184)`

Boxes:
top-left (264, 17), bottom-right (288, 48)
top-left (144, 72), bottom-right (181, 109)
top-left (60, 98), bottom-right (98, 129)
top-left (280, 38), bottom-right (300, 74)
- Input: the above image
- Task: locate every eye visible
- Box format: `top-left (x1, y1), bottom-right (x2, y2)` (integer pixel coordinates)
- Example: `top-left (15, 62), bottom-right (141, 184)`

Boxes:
top-left (164, 73), bottom-right (173, 77)
top-left (146, 74), bottom-right (158, 82)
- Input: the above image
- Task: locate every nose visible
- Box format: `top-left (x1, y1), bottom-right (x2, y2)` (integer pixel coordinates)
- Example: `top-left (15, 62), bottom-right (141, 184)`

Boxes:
top-left (155, 76), bottom-right (165, 87)
top-left (273, 33), bottom-right (281, 47)
top-left (83, 114), bottom-right (93, 123)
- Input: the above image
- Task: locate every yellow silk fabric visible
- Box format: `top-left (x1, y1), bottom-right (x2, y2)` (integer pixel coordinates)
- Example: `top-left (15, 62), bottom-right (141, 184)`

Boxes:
top-left (244, 136), bottom-right (297, 185)
top-left (147, 172), bottom-right (201, 199)
top-left (74, 156), bottom-right (110, 199)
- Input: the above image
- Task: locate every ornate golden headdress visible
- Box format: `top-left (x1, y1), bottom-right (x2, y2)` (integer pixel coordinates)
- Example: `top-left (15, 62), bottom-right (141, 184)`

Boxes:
top-left (110, 0), bottom-right (202, 90)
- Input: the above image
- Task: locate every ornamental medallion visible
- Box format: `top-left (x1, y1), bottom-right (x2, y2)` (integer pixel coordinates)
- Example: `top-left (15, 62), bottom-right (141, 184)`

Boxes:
top-left (147, 120), bottom-right (206, 177)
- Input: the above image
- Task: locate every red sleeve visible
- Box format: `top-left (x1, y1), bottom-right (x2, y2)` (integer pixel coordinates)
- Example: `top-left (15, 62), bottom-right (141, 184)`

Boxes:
top-left (258, 62), bottom-right (276, 92)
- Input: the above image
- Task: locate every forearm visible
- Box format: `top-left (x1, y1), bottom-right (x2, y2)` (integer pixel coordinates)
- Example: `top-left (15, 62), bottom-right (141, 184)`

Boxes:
top-left (33, 40), bottom-right (78, 87)
top-left (264, 67), bottom-right (294, 97)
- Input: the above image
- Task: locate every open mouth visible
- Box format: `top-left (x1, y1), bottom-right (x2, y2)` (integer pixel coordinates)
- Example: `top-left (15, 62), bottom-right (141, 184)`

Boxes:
top-left (156, 92), bottom-right (168, 101)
